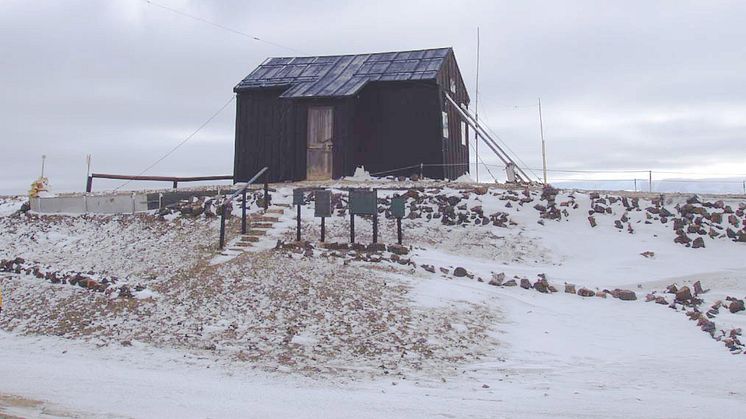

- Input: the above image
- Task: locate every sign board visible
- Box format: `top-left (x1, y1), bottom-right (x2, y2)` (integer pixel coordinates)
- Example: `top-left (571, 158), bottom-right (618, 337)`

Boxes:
top-left (314, 190), bottom-right (332, 217)
top-left (349, 189), bottom-right (377, 215)
top-left (293, 189), bottom-right (304, 206)
top-left (391, 196), bottom-right (406, 218)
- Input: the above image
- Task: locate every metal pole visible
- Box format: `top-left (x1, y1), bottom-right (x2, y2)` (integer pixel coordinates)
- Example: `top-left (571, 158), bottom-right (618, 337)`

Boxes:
top-left (263, 180), bottom-right (269, 211)
top-left (85, 154), bottom-right (91, 191)
top-left (86, 176), bottom-right (93, 193)
top-left (420, 163), bottom-right (423, 180)
top-left (296, 204), bottom-right (301, 242)
top-left (475, 26), bottom-right (480, 183)
top-left (397, 217), bottom-right (402, 244)
top-left (742, 180), bottom-right (745, 195)
top-left (172, 180), bottom-right (178, 189)
top-left (633, 178), bottom-right (637, 192)
top-left (241, 190), bottom-right (247, 234)
top-left (539, 98), bottom-right (547, 184)
top-left (321, 217), bottom-right (326, 242)
top-left (350, 213), bottom-right (355, 243)
top-left (649, 170), bottom-right (652, 192)
top-left (372, 213), bottom-right (378, 244)
top-left (40, 155), bottom-right (46, 178)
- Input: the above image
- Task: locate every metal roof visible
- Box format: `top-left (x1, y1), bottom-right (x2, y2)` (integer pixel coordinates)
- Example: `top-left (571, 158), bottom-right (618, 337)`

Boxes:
top-left (234, 47), bottom-right (451, 98)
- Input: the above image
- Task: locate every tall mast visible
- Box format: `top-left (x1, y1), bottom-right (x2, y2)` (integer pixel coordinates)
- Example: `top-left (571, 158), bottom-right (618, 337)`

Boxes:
top-left (475, 27), bottom-right (480, 183)
top-left (539, 98), bottom-right (547, 184)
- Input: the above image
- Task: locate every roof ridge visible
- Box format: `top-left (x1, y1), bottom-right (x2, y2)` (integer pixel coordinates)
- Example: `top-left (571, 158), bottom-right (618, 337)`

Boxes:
top-left (264, 46), bottom-right (453, 60)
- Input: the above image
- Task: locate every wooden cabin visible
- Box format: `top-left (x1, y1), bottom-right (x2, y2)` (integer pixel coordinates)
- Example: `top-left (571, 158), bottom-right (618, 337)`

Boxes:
top-left (233, 47), bottom-right (470, 182)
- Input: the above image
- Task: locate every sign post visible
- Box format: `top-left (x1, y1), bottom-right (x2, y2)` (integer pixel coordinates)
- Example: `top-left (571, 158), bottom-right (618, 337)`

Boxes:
top-left (349, 189), bottom-right (377, 244)
top-left (293, 189), bottom-right (304, 242)
top-left (391, 196), bottom-right (405, 245)
top-left (314, 190), bottom-right (332, 242)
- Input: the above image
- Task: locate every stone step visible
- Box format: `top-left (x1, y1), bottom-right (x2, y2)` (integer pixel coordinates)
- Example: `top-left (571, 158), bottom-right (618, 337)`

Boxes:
top-left (275, 203), bottom-right (292, 208)
top-left (241, 235), bottom-right (261, 242)
top-left (249, 216), bottom-right (279, 223)
top-left (234, 242), bottom-right (253, 248)
top-left (265, 208), bottom-right (285, 214)
top-left (246, 230), bottom-right (267, 236)
top-left (249, 222), bottom-right (273, 229)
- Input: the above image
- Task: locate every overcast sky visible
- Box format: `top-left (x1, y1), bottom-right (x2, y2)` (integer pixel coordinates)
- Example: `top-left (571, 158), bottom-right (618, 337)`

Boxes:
top-left (1, 0), bottom-right (745, 194)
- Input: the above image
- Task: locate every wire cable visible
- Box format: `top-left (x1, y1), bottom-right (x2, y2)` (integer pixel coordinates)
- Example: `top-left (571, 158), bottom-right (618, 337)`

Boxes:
top-left (114, 95), bottom-right (235, 191)
top-left (141, 0), bottom-right (308, 55)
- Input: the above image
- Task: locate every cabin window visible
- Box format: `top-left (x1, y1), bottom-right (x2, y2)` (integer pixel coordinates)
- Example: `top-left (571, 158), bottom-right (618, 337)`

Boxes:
top-left (461, 121), bottom-right (467, 146)
top-left (442, 111), bottom-right (449, 138)
top-left (450, 78), bottom-right (456, 93)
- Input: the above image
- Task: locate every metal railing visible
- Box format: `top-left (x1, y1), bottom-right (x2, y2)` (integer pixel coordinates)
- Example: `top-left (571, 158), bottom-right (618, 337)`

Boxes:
top-left (219, 167), bottom-right (269, 249)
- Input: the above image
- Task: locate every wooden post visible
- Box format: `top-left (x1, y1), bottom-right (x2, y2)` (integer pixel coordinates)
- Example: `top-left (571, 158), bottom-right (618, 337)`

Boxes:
top-left (372, 212), bottom-right (378, 244)
top-left (420, 163), bottom-right (424, 180)
top-left (350, 213), bottom-right (355, 243)
top-left (397, 217), bottom-right (402, 244)
top-left (648, 171), bottom-right (652, 192)
top-left (219, 204), bottom-right (227, 249)
top-left (86, 176), bottom-right (93, 193)
top-left (172, 180), bottom-right (178, 189)
top-left (296, 204), bottom-right (301, 242)
top-left (321, 217), bottom-right (326, 242)
top-left (241, 190), bottom-right (247, 234)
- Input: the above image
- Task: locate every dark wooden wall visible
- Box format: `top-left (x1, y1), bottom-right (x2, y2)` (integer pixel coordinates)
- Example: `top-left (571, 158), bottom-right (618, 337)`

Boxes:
top-left (351, 81), bottom-right (443, 178)
top-left (437, 50), bottom-right (471, 180)
top-left (234, 87), bottom-right (303, 183)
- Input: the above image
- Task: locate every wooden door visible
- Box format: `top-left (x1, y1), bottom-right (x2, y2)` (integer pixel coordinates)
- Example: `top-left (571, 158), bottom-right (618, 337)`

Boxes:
top-left (306, 106), bottom-right (333, 180)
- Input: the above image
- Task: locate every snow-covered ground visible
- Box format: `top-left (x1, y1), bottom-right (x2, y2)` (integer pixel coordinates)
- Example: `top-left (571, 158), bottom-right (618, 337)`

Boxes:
top-left (0, 185), bottom-right (744, 418)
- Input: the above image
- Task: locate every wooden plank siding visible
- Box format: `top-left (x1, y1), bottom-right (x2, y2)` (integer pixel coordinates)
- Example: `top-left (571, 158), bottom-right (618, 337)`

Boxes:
top-left (436, 50), bottom-right (471, 180)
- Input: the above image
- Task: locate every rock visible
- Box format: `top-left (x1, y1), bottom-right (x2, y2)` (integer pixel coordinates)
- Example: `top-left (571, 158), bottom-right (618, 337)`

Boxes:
top-left (453, 267), bottom-right (468, 277)
top-left (729, 299), bottom-right (745, 314)
top-left (577, 288), bottom-right (595, 297)
top-left (675, 286), bottom-right (692, 303)
top-left (691, 237), bottom-right (705, 248)
top-left (655, 296), bottom-right (668, 305)
top-left (440, 267), bottom-right (449, 275)
top-left (564, 283), bottom-right (576, 294)
top-left (693, 280), bottom-right (704, 295)
top-left (614, 220), bottom-right (624, 229)
top-left (666, 284), bottom-right (678, 294)
top-left (387, 244), bottom-right (409, 255)
top-left (490, 272), bottom-right (505, 286)
top-left (520, 278), bottom-right (532, 289)
top-left (640, 251), bottom-right (655, 258)
top-left (613, 289), bottom-right (637, 301)
top-left (473, 186), bottom-right (488, 195)
top-left (588, 216), bottom-right (597, 228)
top-left (533, 278), bottom-right (549, 293)
top-left (421, 264), bottom-right (436, 273)
top-left (503, 279), bottom-right (518, 287)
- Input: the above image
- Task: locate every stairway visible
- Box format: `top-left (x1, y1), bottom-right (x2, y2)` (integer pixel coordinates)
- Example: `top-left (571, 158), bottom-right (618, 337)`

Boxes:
top-left (224, 204), bottom-right (290, 254)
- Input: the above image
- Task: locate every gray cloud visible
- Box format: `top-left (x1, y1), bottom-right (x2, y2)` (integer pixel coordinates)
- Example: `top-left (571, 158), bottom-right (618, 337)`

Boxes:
top-left (1, 0), bottom-right (745, 194)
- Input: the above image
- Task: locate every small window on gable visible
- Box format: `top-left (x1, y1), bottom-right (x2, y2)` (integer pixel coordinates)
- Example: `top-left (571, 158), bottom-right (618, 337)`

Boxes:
top-left (442, 111), bottom-right (449, 139)
top-left (461, 121), bottom-right (467, 146)
top-left (450, 78), bottom-right (456, 93)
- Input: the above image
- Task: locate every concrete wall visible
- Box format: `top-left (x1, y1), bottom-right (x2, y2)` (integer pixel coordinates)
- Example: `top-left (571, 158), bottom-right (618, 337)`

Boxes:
top-left (31, 194), bottom-right (149, 214)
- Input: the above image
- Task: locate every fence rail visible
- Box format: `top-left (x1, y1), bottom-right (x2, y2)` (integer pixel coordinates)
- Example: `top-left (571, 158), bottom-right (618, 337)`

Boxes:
top-left (87, 173), bottom-right (233, 192)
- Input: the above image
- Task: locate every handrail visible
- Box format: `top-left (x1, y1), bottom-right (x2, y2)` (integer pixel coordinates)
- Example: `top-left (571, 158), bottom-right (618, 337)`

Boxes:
top-left (229, 167), bottom-right (269, 199)
top-left (219, 167), bottom-right (269, 249)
